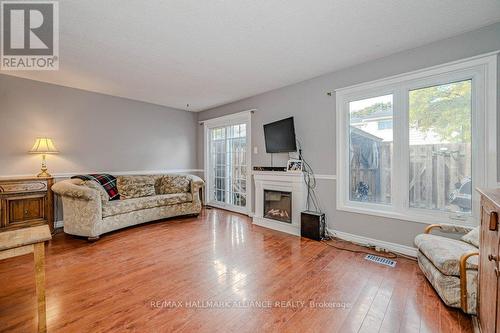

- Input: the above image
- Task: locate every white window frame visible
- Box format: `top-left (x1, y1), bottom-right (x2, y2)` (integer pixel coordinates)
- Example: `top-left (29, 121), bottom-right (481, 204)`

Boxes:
top-left (203, 109), bottom-right (253, 215)
top-left (336, 52), bottom-right (498, 226)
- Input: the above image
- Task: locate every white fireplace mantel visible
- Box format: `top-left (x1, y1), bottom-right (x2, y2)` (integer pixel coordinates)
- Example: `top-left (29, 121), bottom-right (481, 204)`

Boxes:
top-left (253, 171), bottom-right (306, 236)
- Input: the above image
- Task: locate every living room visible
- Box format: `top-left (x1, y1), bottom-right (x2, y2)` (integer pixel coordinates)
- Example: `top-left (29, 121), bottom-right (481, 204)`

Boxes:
top-left (1, 1), bottom-right (500, 332)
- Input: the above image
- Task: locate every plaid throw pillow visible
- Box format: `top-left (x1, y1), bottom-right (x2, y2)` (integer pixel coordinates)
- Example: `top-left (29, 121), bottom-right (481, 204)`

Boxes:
top-left (71, 174), bottom-right (120, 201)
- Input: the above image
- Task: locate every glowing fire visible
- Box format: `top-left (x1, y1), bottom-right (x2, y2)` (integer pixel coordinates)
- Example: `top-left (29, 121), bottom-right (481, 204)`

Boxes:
top-left (265, 209), bottom-right (290, 219)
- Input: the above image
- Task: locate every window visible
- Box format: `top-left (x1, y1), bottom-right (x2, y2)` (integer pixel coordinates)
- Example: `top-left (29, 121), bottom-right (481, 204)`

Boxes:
top-left (210, 124), bottom-right (247, 207)
top-left (349, 95), bottom-right (393, 204)
top-left (408, 80), bottom-right (472, 214)
top-left (336, 53), bottom-right (497, 225)
top-left (377, 120), bottom-right (393, 130)
top-left (203, 110), bottom-right (252, 215)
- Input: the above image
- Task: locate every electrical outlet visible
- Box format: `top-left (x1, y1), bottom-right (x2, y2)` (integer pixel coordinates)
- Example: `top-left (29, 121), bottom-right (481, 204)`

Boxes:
top-left (253, 146), bottom-right (258, 154)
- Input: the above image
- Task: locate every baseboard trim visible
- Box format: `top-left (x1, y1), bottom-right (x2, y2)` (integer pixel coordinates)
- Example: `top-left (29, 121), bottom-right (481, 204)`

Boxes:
top-left (253, 216), bottom-right (300, 236)
top-left (327, 228), bottom-right (417, 258)
top-left (54, 220), bottom-right (64, 228)
top-left (0, 169), bottom-right (204, 180)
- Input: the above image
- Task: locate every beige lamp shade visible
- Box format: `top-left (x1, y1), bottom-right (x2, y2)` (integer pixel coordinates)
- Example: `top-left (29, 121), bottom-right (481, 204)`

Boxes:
top-left (29, 138), bottom-right (59, 154)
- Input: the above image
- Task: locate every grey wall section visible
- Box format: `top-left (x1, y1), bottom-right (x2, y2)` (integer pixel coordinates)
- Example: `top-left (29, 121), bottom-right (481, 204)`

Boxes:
top-left (197, 22), bottom-right (500, 248)
top-left (0, 75), bottom-right (200, 223)
top-left (0, 74), bottom-right (199, 176)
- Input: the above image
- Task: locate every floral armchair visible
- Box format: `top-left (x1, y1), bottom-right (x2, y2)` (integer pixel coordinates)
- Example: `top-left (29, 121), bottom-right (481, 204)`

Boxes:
top-left (414, 223), bottom-right (479, 314)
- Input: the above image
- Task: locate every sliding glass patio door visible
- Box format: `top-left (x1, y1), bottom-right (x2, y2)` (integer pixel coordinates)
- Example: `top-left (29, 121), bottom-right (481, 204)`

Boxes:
top-left (204, 112), bottom-right (252, 214)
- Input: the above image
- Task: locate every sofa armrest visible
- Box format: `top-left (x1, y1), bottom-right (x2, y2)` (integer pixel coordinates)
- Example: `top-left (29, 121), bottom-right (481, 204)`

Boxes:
top-left (52, 179), bottom-right (100, 201)
top-left (51, 179), bottom-right (102, 238)
top-left (187, 175), bottom-right (205, 194)
top-left (424, 223), bottom-right (474, 235)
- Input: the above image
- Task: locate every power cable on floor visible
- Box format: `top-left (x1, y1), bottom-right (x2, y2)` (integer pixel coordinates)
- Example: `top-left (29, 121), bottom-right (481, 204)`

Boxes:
top-left (321, 229), bottom-right (416, 261)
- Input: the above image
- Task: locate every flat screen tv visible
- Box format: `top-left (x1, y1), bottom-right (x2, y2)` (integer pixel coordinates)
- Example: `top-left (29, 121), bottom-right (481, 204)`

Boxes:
top-left (263, 117), bottom-right (297, 153)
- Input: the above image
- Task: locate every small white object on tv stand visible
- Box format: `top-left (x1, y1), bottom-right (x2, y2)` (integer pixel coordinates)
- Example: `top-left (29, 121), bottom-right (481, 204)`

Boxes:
top-left (287, 159), bottom-right (303, 173)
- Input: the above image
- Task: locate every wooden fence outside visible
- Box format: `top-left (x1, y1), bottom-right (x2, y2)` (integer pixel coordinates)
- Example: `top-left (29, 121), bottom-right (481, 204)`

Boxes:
top-left (408, 143), bottom-right (471, 211)
top-left (350, 143), bottom-right (471, 211)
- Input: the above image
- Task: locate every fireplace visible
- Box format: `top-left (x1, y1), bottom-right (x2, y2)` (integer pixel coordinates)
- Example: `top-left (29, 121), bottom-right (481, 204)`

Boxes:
top-left (253, 171), bottom-right (305, 236)
top-left (264, 190), bottom-right (292, 223)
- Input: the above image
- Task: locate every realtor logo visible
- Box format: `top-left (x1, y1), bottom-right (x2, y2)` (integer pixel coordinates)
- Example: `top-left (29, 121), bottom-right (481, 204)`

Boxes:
top-left (1, 1), bottom-right (59, 70)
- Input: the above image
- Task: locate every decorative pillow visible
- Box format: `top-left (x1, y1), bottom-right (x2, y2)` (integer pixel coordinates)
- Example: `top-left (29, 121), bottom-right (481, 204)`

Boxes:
top-left (117, 176), bottom-right (156, 200)
top-left (461, 226), bottom-right (480, 248)
top-left (83, 180), bottom-right (110, 202)
top-left (159, 175), bottom-right (191, 194)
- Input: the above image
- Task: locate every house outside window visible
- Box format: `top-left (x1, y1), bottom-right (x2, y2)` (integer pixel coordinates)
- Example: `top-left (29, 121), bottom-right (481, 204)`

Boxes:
top-left (377, 119), bottom-right (393, 130)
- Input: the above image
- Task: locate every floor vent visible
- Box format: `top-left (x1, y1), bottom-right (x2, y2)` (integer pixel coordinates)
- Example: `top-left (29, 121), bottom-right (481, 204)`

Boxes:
top-left (364, 254), bottom-right (396, 268)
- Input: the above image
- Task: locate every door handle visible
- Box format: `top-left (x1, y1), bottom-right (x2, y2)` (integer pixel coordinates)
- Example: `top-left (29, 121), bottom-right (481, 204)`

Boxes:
top-left (489, 211), bottom-right (498, 231)
top-left (489, 254), bottom-right (499, 262)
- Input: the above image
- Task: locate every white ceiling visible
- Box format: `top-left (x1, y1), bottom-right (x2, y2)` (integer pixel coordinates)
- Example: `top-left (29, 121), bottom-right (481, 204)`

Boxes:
top-left (4, 0), bottom-right (500, 111)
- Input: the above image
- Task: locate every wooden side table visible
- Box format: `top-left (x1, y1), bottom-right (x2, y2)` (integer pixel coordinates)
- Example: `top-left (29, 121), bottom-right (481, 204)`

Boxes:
top-left (0, 176), bottom-right (55, 233)
top-left (0, 225), bottom-right (52, 333)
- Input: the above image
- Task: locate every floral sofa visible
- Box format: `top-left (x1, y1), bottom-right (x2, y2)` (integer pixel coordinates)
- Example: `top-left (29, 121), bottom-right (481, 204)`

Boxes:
top-left (52, 174), bottom-right (204, 240)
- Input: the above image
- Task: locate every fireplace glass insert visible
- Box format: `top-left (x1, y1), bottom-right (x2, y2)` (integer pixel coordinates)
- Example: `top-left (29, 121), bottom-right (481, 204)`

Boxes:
top-left (264, 190), bottom-right (292, 223)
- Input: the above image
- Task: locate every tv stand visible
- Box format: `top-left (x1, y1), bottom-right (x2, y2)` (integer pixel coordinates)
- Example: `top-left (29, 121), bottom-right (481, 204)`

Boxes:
top-left (253, 166), bottom-right (286, 172)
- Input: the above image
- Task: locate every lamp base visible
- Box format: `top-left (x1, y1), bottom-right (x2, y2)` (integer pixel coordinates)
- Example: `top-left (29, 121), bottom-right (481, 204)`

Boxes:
top-left (37, 170), bottom-right (52, 178)
top-left (37, 154), bottom-right (52, 178)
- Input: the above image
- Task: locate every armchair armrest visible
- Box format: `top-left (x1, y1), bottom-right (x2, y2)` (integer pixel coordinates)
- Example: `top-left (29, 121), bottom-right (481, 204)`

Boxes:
top-left (459, 251), bottom-right (479, 313)
top-left (424, 223), bottom-right (474, 235)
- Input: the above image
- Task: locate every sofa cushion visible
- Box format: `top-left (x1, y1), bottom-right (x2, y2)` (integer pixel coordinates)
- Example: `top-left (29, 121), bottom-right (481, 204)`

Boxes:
top-left (102, 193), bottom-right (193, 217)
top-left (461, 226), bottom-right (480, 248)
top-left (158, 175), bottom-right (191, 194)
top-left (82, 180), bottom-right (110, 202)
top-left (117, 176), bottom-right (156, 199)
top-left (414, 233), bottom-right (478, 276)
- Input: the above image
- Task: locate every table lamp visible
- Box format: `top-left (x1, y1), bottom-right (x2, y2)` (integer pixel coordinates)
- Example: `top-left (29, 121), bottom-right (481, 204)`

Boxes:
top-left (29, 138), bottom-right (59, 177)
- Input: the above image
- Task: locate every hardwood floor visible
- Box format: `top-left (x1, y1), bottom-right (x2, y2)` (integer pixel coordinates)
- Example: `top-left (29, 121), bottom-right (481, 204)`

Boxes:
top-left (0, 208), bottom-right (472, 332)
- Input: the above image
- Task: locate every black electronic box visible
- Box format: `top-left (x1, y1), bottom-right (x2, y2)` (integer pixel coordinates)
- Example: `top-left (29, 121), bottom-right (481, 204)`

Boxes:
top-left (300, 211), bottom-right (325, 241)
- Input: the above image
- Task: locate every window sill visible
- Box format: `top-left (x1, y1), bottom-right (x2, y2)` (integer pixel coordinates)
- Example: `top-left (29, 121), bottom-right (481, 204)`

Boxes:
top-left (337, 203), bottom-right (476, 227)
